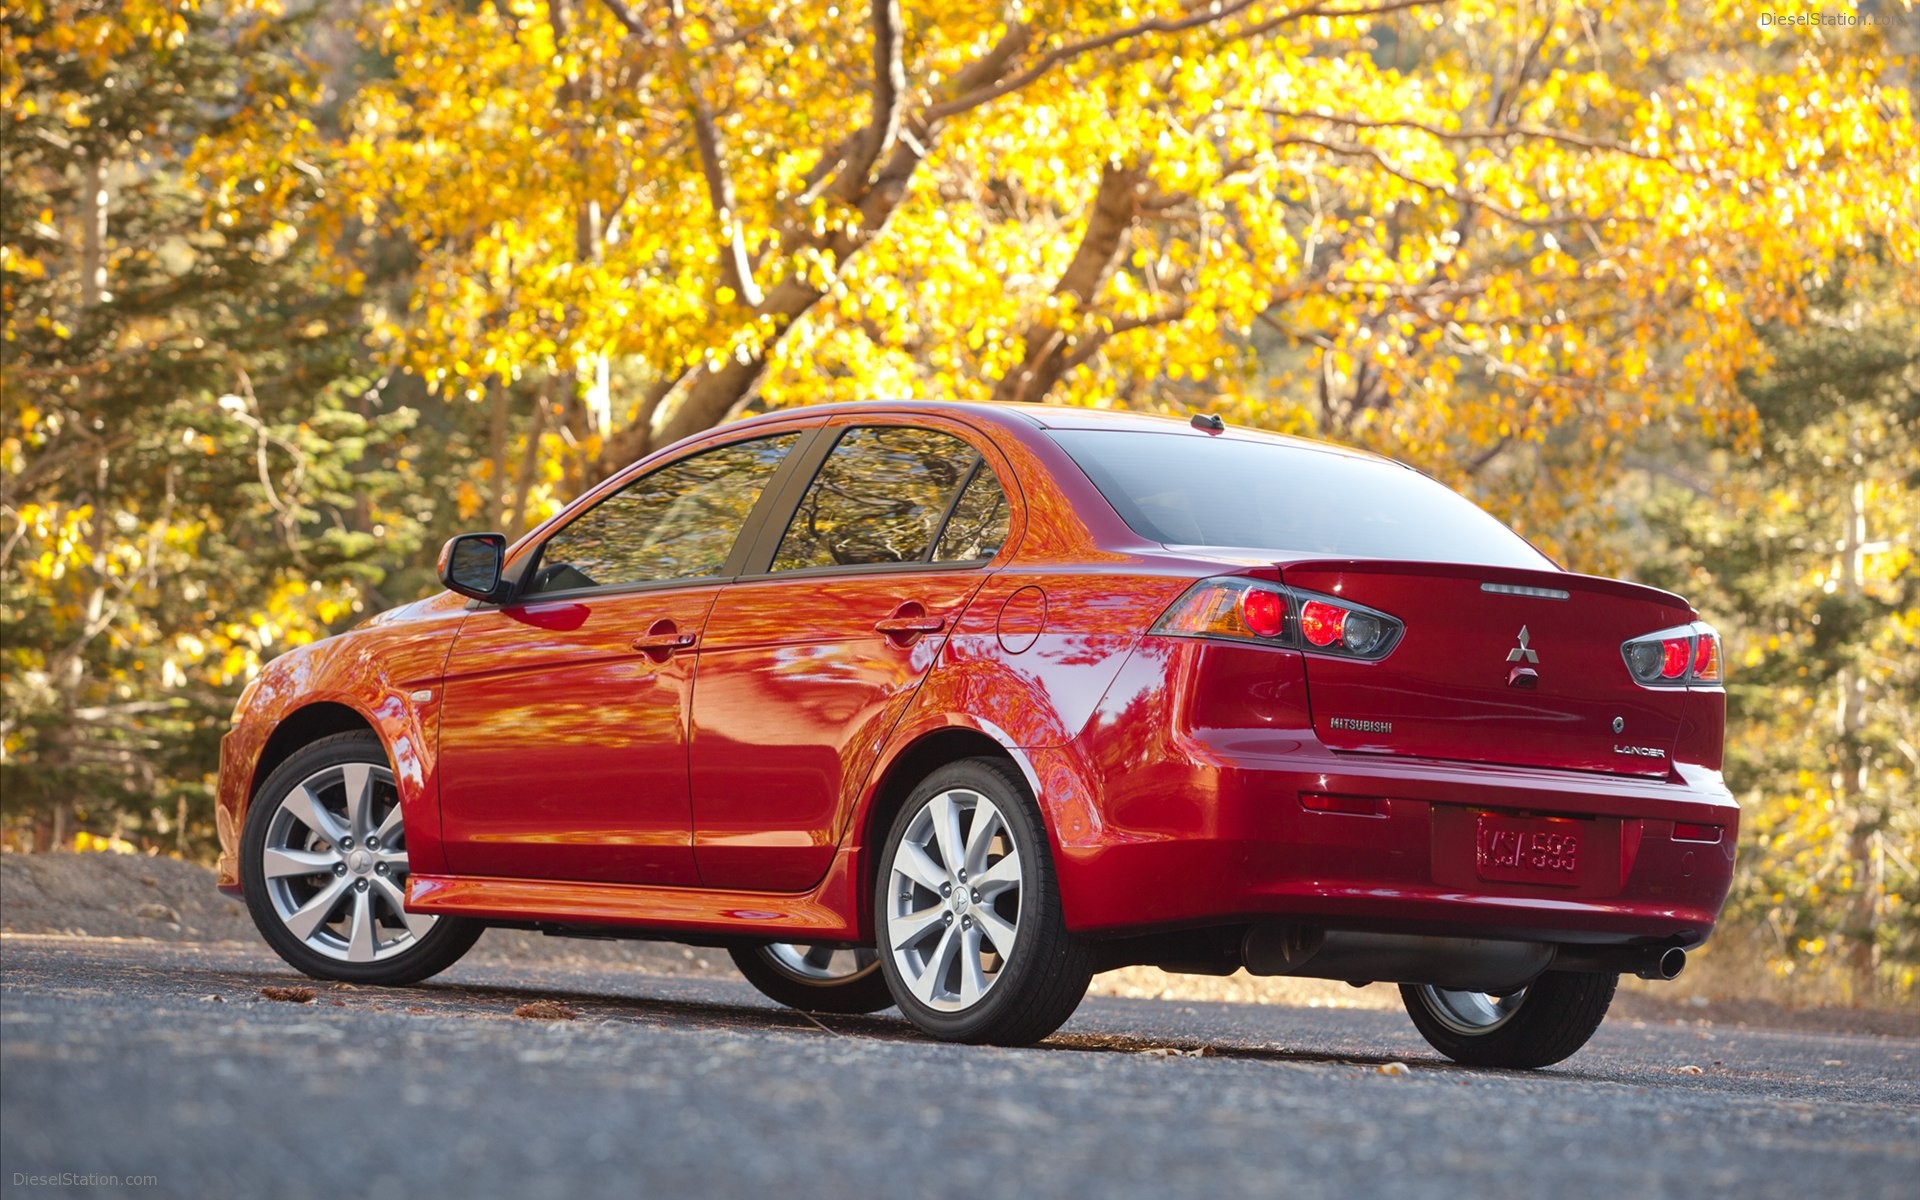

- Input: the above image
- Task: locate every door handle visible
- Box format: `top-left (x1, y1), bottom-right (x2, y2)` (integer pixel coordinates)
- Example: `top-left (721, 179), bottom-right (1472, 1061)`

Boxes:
top-left (875, 601), bottom-right (946, 646)
top-left (874, 615), bottom-right (946, 635)
top-left (631, 620), bottom-right (698, 657)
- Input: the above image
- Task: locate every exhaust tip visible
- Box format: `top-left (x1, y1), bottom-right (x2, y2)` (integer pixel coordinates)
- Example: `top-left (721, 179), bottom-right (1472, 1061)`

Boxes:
top-left (1638, 947), bottom-right (1687, 981)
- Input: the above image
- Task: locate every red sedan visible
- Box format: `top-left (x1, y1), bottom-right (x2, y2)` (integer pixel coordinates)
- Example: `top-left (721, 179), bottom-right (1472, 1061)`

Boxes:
top-left (216, 401), bottom-right (1735, 1067)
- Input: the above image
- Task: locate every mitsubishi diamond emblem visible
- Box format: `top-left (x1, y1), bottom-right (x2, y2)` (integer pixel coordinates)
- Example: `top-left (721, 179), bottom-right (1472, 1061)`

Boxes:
top-left (1506, 626), bottom-right (1539, 664)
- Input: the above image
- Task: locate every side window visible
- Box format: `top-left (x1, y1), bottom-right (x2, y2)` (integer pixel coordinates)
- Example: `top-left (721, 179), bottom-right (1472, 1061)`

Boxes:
top-left (528, 433), bottom-right (799, 594)
top-left (772, 426), bottom-right (1004, 571)
top-left (932, 466), bottom-right (1010, 563)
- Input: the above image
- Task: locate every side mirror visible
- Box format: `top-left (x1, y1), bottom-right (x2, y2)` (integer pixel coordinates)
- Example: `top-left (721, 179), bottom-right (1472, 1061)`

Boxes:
top-left (438, 533), bottom-right (508, 602)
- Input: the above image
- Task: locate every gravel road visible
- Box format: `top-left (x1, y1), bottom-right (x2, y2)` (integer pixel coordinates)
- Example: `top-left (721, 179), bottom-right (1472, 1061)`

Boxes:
top-left (3, 933), bottom-right (1915, 1200)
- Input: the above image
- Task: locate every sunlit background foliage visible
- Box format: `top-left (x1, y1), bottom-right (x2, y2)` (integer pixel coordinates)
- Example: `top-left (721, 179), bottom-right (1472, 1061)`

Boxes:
top-left (3, 0), bottom-right (1915, 997)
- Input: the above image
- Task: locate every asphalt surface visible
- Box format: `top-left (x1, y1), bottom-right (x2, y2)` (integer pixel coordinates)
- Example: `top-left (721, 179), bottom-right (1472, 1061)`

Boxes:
top-left (3, 935), bottom-right (1916, 1200)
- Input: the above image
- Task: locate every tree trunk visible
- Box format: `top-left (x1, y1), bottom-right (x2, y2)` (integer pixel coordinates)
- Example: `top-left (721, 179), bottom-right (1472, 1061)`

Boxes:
top-left (991, 162), bottom-right (1145, 405)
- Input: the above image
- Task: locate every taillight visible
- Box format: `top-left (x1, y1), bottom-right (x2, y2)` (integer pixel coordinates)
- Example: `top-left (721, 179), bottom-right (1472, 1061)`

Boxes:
top-left (1153, 577), bottom-right (1401, 660)
top-left (1622, 623), bottom-right (1723, 687)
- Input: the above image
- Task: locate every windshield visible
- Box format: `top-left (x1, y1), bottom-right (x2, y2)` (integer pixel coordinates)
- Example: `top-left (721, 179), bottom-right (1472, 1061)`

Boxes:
top-left (1049, 430), bottom-right (1556, 570)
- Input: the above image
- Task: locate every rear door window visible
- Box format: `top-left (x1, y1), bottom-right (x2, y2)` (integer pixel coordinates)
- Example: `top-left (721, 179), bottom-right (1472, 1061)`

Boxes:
top-left (772, 426), bottom-right (1007, 571)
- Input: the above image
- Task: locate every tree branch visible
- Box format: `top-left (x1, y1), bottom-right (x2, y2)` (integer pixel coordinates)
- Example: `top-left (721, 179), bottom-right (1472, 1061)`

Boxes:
top-left (1250, 107), bottom-right (1673, 164)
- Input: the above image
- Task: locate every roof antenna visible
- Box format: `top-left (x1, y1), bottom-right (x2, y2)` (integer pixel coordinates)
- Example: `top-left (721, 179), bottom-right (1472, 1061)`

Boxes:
top-left (1190, 413), bottom-right (1225, 434)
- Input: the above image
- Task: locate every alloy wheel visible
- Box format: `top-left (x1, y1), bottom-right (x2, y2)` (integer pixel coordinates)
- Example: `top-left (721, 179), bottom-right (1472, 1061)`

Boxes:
top-left (1414, 985), bottom-right (1529, 1035)
top-left (884, 788), bottom-right (1022, 1011)
top-left (760, 944), bottom-right (879, 983)
top-left (259, 761), bottom-right (435, 963)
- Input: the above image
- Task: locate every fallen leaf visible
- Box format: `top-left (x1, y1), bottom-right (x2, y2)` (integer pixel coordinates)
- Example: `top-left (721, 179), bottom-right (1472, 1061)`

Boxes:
top-left (513, 1000), bottom-right (578, 1021)
top-left (1377, 1061), bottom-right (1410, 1076)
top-left (1676, 1064), bottom-right (1704, 1075)
top-left (200, 994), bottom-right (224, 1003)
top-left (260, 986), bottom-right (316, 1004)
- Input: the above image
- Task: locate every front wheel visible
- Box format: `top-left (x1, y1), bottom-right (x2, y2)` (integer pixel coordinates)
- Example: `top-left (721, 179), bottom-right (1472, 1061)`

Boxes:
top-left (874, 757), bottom-right (1092, 1046)
top-left (1400, 971), bottom-right (1617, 1069)
top-left (242, 731), bottom-right (481, 985)
top-left (728, 943), bottom-right (894, 1014)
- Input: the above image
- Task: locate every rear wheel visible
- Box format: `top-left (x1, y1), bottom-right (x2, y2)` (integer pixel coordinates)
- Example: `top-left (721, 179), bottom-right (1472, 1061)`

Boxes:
top-left (1400, 971), bottom-right (1617, 1069)
top-left (874, 757), bottom-right (1092, 1045)
top-left (728, 943), bottom-right (894, 1014)
top-left (243, 731), bottom-right (481, 985)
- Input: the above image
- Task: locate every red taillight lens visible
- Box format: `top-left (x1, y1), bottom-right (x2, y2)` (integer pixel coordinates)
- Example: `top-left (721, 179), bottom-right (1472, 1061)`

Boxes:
top-left (1299, 600), bottom-right (1345, 647)
top-left (1691, 633), bottom-right (1721, 682)
top-left (1241, 588), bottom-right (1285, 638)
top-left (1660, 637), bottom-right (1690, 679)
top-left (1673, 822), bottom-right (1723, 843)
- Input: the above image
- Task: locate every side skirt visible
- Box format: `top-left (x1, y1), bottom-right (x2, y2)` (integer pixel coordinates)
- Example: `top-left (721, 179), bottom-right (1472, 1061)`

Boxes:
top-left (404, 846), bottom-right (865, 942)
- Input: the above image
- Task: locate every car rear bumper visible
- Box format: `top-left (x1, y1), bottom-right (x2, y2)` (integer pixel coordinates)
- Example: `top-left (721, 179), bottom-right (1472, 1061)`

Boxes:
top-left (1042, 741), bottom-right (1738, 949)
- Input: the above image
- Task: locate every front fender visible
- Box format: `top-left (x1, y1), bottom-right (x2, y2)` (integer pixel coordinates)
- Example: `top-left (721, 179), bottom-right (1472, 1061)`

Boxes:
top-left (214, 598), bottom-right (466, 891)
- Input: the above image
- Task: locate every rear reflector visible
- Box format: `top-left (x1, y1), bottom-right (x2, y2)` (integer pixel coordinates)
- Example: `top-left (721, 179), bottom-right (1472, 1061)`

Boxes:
top-left (1672, 822), bottom-right (1723, 843)
top-left (1301, 792), bottom-right (1385, 817)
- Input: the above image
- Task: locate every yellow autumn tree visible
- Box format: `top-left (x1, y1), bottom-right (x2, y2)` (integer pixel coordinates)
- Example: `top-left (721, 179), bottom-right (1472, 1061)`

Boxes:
top-left (201, 0), bottom-right (1919, 561)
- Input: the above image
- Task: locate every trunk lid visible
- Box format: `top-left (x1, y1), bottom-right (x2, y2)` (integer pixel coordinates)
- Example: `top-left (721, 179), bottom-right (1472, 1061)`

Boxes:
top-left (1280, 560), bottom-right (1695, 778)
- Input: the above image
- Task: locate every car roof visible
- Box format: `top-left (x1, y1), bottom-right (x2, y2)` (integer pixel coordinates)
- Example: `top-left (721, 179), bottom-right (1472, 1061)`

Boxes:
top-left (723, 400), bottom-right (1394, 465)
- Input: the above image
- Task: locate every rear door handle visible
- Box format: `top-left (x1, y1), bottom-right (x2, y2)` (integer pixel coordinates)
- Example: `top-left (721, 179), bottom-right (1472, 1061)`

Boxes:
top-left (874, 615), bottom-right (946, 635)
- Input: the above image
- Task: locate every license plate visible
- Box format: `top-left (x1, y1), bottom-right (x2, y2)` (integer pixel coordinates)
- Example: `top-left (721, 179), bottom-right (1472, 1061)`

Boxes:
top-left (1476, 814), bottom-right (1581, 886)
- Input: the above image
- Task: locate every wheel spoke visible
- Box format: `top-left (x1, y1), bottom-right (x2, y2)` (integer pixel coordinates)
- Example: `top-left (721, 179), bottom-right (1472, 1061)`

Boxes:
top-left (929, 792), bottom-right (966, 876)
top-left (894, 842), bottom-right (946, 893)
top-left (911, 924), bottom-right (960, 1004)
top-left (345, 888), bottom-right (377, 962)
top-left (802, 944), bottom-right (835, 970)
top-left (374, 802), bottom-right (406, 845)
top-left (374, 876), bottom-right (435, 939)
top-left (888, 903), bottom-right (946, 949)
top-left (281, 784), bottom-right (347, 845)
top-left (262, 847), bottom-right (339, 879)
top-left (282, 875), bottom-right (351, 942)
top-left (973, 903), bottom-right (1017, 955)
top-left (957, 925), bottom-right (988, 1006)
top-left (963, 805), bottom-right (1002, 877)
top-left (972, 849), bottom-right (1021, 896)
top-left (338, 763), bottom-right (375, 841)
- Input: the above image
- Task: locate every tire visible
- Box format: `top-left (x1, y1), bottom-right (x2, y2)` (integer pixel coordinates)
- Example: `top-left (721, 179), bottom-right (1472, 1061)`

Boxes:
top-left (873, 757), bottom-right (1092, 1046)
top-left (1400, 970), bottom-right (1618, 1069)
top-left (728, 943), bottom-right (895, 1014)
top-left (242, 730), bottom-right (481, 985)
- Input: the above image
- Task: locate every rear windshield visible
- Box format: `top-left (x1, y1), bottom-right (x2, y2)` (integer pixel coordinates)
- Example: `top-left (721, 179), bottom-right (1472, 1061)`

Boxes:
top-left (1049, 430), bottom-right (1556, 570)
